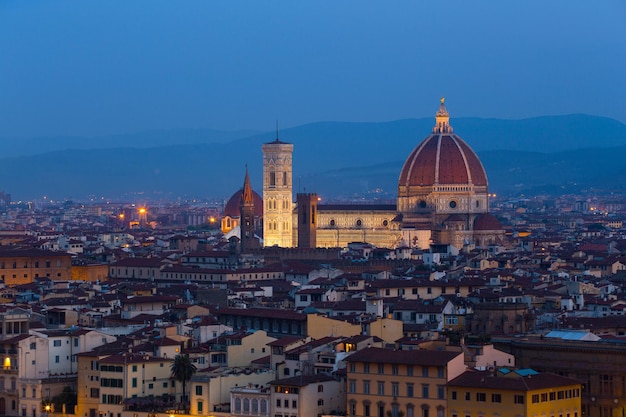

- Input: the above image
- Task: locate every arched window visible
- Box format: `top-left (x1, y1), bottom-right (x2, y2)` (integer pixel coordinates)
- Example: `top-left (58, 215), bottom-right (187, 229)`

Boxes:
top-left (252, 399), bottom-right (259, 413)
top-left (318, 384), bottom-right (324, 392)
top-left (234, 398), bottom-right (241, 412)
top-left (260, 399), bottom-right (267, 413)
top-left (243, 398), bottom-right (250, 412)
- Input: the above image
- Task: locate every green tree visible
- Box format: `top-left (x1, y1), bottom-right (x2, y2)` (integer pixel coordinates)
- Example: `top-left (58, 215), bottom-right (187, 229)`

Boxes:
top-left (50, 386), bottom-right (77, 414)
top-left (170, 354), bottom-right (197, 410)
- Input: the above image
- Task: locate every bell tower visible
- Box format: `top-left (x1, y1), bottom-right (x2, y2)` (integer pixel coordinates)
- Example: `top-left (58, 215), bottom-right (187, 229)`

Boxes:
top-left (239, 167), bottom-right (259, 253)
top-left (262, 134), bottom-right (294, 247)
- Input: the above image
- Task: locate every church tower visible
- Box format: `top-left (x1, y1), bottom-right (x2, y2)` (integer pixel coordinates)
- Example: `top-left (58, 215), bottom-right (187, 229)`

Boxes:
top-left (262, 134), bottom-right (294, 247)
top-left (297, 193), bottom-right (318, 248)
top-left (239, 167), bottom-right (259, 253)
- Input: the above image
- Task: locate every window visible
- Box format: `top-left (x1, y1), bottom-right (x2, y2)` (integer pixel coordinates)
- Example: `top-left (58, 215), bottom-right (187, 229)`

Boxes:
top-left (132, 378), bottom-right (137, 388)
top-left (437, 367), bottom-right (444, 378)
top-left (317, 399), bottom-right (324, 406)
top-left (74, 338), bottom-right (78, 347)
top-left (292, 400), bottom-right (296, 408)
top-left (378, 381), bottom-right (385, 395)
top-left (349, 363), bottom-right (356, 373)
top-left (29, 342), bottom-right (36, 350)
top-left (364, 363), bottom-right (370, 374)
top-left (407, 383), bottom-right (414, 397)
top-left (53, 340), bottom-right (61, 347)
top-left (407, 365), bottom-right (413, 376)
top-left (422, 367), bottom-right (429, 377)
top-left (317, 385), bottom-right (323, 393)
top-left (392, 383), bottom-right (399, 397)
top-left (148, 383), bottom-right (153, 389)
top-left (195, 386), bottom-right (203, 396)
top-left (378, 364), bottom-right (384, 374)
top-left (514, 395), bottom-right (524, 404)
top-left (541, 393), bottom-right (548, 402)
top-left (276, 399), bottom-right (281, 408)
top-left (476, 392), bottom-right (486, 402)
top-left (532, 394), bottom-right (539, 404)
top-left (437, 386), bottom-right (444, 399)
top-left (392, 364), bottom-right (399, 375)
top-left (197, 402), bottom-right (203, 413)
top-left (349, 380), bottom-right (356, 393)
top-left (55, 356), bottom-right (60, 363)
top-left (451, 391), bottom-right (457, 400)
top-left (491, 393), bottom-right (501, 403)
top-left (363, 381), bottom-right (370, 395)
top-left (422, 384), bottom-right (429, 398)
top-left (550, 392), bottom-right (556, 401)
top-left (132, 365), bottom-right (137, 372)
top-left (465, 392), bottom-right (470, 401)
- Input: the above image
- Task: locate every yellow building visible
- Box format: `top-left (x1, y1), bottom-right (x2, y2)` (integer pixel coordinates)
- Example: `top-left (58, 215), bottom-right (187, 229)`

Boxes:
top-left (446, 369), bottom-right (582, 417)
top-left (345, 347), bottom-right (466, 417)
top-left (307, 314), bottom-right (403, 344)
top-left (71, 262), bottom-right (109, 282)
top-left (0, 248), bottom-right (72, 285)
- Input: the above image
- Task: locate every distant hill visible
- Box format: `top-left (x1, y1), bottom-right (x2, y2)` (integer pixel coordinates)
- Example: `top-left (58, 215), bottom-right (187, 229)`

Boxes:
top-left (1, 114), bottom-right (626, 200)
top-left (0, 128), bottom-right (260, 158)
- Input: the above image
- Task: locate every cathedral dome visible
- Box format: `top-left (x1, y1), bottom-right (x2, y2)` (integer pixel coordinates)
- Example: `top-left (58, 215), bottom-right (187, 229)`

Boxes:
top-left (398, 99), bottom-right (487, 188)
top-left (224, 188), bottom-right (263, 217)
top-left (473, 213), bottom-right (502, 231)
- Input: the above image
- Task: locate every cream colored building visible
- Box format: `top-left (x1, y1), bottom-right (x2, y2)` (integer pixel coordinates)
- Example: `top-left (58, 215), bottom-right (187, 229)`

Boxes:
top-left (189, 368), bottom-right (275, 415)
top-left (97, 354), bottom-right (174, 417)
top-left (269, 374), bottom-right (346, 417)
top-left (222, 330), bottom-right (276, 368)
top-left (262, 137), bottom-right (294, 247)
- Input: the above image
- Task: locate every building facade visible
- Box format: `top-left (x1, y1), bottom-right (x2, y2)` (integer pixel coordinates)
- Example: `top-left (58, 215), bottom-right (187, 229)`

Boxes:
top-left (345, 347), bottom-right (466, 417)
top-left (262, 137), bottom-right (294, 247)
top-left (447, 369), bottom-right (582, 417)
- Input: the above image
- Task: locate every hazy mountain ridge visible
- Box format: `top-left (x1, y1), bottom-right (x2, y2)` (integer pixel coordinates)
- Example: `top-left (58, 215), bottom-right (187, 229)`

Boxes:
top-left (0, 128), bottom-right (261, 158)
top-left (1, 114), bottom-right (626, 200)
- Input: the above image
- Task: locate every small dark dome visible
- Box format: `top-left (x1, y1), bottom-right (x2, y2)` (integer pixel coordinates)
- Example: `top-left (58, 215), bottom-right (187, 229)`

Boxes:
top-left (473, 213), bottom-right (502, 231)
top-left (224, 189), bottom-right (263, 217)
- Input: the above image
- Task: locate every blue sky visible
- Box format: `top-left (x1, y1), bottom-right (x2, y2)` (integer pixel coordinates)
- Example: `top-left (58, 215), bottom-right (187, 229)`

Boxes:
top-left (1, 1), bottom-right (625, 138)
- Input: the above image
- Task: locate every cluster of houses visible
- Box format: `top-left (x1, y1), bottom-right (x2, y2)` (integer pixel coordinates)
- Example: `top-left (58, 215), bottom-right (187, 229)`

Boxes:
top-left (0, 194), bottom-right (624, 417)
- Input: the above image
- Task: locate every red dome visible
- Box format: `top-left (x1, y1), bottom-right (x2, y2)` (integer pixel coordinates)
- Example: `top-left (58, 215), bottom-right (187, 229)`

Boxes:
top-left (473, 213), bottom-right (502, 231)
top-left (224, 189), bottom-right (263, 217)
top-left (399, 133), bottom-right (487, 187)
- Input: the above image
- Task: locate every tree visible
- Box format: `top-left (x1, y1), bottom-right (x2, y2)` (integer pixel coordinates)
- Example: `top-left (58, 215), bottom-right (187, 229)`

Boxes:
top-left (170, 354), bottom-right (197, 410)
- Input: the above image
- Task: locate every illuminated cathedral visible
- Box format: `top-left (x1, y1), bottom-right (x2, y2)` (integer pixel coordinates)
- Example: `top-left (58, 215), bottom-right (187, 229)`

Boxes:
top-left (224, 100), bottom-right (505, 250)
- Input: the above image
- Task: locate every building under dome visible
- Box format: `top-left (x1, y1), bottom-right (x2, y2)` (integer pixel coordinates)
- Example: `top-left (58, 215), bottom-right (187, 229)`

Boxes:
top-left (221, 183), bottom-right (263, 235)
top-left (254, 99), bottom-right (505, 250)
top-left (395, 98), bottom-right (501, 249)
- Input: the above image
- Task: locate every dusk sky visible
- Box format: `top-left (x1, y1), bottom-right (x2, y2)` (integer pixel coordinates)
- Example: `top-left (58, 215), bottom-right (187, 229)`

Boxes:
top-left (1, 1), bottom-right (625, 139)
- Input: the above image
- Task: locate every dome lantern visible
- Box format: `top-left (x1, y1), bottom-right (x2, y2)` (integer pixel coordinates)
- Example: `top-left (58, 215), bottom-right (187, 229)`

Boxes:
top-left (433, 97), bottom-right (453, 133)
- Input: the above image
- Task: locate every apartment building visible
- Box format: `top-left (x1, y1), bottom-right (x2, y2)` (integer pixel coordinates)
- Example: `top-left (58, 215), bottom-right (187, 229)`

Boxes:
top-left (446, 369), bottom-right (582, 417)
top-left (345, 347), bottom-right (466, 417)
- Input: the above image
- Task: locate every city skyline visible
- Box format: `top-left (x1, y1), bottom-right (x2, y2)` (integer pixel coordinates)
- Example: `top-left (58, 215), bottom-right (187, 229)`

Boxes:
top-left (1, 1), bottom-right (625, 139)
